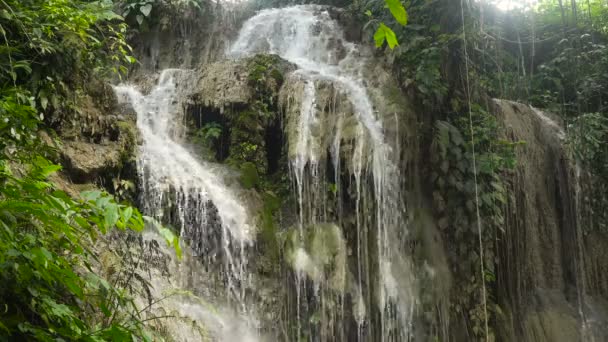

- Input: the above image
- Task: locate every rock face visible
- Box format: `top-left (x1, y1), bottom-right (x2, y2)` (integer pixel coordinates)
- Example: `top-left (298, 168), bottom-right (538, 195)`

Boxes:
top-left (50, 79), bottom-right (139, 196)
top-left (184, 55), bottom-right (295, 178)
top-left (492, 99), bottom-right (608, 342)
top-left (129, 2), bottom-right (252, 74)
top-left (191, 56), bottom-right (295, 109)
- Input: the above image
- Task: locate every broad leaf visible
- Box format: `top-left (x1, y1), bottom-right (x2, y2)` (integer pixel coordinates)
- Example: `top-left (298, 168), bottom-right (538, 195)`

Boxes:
top-left (385, 0), bottom-right (408, 26)
top-left (104, 203), bottom-right (120, 229)
top-left (140, 4), bottom-right (153, 17)
top-left (374, 23), bottom-right (399, 49)
top-left (121, 206), bottom-right (133, 226)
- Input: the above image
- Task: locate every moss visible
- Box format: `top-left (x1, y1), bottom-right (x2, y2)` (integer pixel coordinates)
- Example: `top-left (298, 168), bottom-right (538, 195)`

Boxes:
top-left (239, 162), bottom-right (260, 189)
top-left (259, 191), bottom-right (281, 262)
top-left (116, 120), bottom-right (138, 166)
top-left (247, 54), bottom-right (286, 90)
top-left (270, 68), bottom-right (284, 84)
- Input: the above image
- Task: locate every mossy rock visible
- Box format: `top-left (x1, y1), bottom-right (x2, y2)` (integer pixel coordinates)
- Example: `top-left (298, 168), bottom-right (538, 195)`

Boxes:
top-left (284, 223), bottom-right (348, 291)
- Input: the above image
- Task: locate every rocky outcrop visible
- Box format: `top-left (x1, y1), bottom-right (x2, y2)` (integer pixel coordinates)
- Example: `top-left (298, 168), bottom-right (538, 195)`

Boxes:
top-left (185, 55), bottom-right (294, 177)
top-left (190, 56), bottom-right (295, 109)
top-left (492, 99), bottom-right (608, 342)
top-left (61, 127), bottom-right (135, 183)
top-left (48, 80), bottom-right (139, 195)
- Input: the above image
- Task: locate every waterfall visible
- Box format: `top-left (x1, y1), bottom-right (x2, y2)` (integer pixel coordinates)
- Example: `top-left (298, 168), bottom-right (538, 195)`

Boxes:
top-left (231, 6), bottom-right (415, 341)
top-left (113, 69), bottom-right (259, 341)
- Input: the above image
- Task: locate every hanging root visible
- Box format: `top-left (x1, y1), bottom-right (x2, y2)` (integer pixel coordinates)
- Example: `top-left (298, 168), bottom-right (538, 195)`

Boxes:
top-left (460, 0), bottom-right (490, 340)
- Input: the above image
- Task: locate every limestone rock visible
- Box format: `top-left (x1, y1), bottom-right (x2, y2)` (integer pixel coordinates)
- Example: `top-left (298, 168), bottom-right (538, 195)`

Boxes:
top-left (61, 140), bottom-right (125, 182)
top-left (492, 99), bottom-right (608, 341)
top-left (190, 55), bottom-right (295, 110)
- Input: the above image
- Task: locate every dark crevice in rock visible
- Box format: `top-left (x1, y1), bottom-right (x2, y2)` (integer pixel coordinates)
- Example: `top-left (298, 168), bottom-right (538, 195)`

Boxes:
top-left (264, 120), bottom-right (283, 175)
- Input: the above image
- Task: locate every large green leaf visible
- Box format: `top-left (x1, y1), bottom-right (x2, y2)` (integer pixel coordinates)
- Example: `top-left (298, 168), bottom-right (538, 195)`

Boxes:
top-left (103, 203), bottom-right (120, 230)
top-left (374, 23), bottom-right (399, 49)
top-left (385, 0), bottom-right (408, 26)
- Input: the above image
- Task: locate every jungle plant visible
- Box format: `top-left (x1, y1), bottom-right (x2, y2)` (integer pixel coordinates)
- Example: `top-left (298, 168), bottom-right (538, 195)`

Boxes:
top-left (197, 122), bottom-right (222, 144)
top-left (430, 104), bottom-right (521, 339)
top-left (0, 0), bottom-right (185, 339)
top-left (362, 0), bottom-right (409, 49)
top-left (0, 0), bottom-right (135, 126)
top-left (0, 157), bottom-right (176, 340)
top-left (117, 0), bottom-right (203, 28)
top-left (568, 112), bottom-right (608, 178)
top-left (119, 0), bottom-right (156, 26)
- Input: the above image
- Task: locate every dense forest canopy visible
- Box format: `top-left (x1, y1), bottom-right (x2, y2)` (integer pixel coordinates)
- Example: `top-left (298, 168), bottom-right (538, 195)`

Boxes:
top-left (0, 0), bottom-right (607, 341)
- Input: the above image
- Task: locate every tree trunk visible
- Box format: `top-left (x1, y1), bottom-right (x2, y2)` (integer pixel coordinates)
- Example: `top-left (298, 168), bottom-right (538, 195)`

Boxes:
top-left (571, 0), bottom-right (578, 26)
top-left (557, 0), bottom-right (568, 34)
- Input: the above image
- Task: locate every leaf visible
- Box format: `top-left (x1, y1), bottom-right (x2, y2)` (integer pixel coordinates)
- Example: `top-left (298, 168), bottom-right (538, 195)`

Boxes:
top-left (140, 4), bottom-right (153, 17)
top-left (125, 55), bottom-right (137, 64)
top-left (374, 24), bottom-right (386, 47)
top-left (104, 203), bottom-right (120, 229)
top-left (39, 164), bottom-right (61, 178)
top-left (136, 14), bottom-right (144, 26)
top-left (146, 217), bottom-right (182, 259)
top-left (365, 10), bottom-right (372, 17)
top-left (374, 23), bottom-right (399, 49)
top-left (385, 0), bottom-right (408, 26)
top-left (81, 190), bottom-right (102, 202)
top-left (121, 206), bottom-right (133, 226)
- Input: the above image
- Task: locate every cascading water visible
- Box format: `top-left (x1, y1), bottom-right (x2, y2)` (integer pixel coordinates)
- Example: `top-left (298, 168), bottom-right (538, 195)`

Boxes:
top-left (113, 69), bottom-right (259, 340)
top-left (231, 6), bottom-right (415, 341)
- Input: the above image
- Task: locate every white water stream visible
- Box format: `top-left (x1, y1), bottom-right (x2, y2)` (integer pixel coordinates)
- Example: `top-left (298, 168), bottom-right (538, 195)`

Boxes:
top-left (231, 5), bottom-right (415, 341)
top-left (114, 70), bottom-right (259, 341)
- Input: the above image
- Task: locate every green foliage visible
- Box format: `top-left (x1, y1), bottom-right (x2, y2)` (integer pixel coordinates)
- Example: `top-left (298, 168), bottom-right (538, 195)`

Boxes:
top-left (258, 191), bottom-right (280, 265)
top-left (119, 0), bottom-right (156, 26)
top-left (464, 1), bottom-right (608, 130)
top-left (247, 54), bottom-right (285, 88)
top-left (367, 0), bottom-right (408, 49)
top-left (385, 0), bottom-right (408, 25)
top-left (221, 54), bottom-right (286, 173)
top-left (117, 0), bottom-right (202, 28)
top-left (529, 33), bottom-right (608, 116)
top-left (0, 159), bottom-right (150, 340)
top-left (394, 34), bottom-right (450, 108)
top-left (568, 112), bottom-right (608, 177)
top-left (0, 0), bottom-right (134, 126)
top-left (0, 0), bottom-right (177, 340)
top-left (196, 122), bottom-right (222, 145)
top-left (430, 104), bottom-right (521, 339)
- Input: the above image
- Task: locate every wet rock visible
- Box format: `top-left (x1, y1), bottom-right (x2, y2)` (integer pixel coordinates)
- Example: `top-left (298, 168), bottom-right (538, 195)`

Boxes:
top-left (190, 55), bottom-right (295, 109)
top-left (492, 99), bottom-right (608, 341)
top-left (62, 141), bottom-right (123, 180)
top-left (47, 77), bottom-right (139, 187)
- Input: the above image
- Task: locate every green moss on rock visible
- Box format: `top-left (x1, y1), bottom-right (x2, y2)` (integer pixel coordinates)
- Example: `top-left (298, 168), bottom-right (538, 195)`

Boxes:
top-left (239, 162), bottom-right (260, 189)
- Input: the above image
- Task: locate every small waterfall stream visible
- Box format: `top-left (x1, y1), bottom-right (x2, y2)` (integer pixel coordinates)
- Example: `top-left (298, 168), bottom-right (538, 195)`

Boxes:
top-left (114, 70), bottom-right (260, 341)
